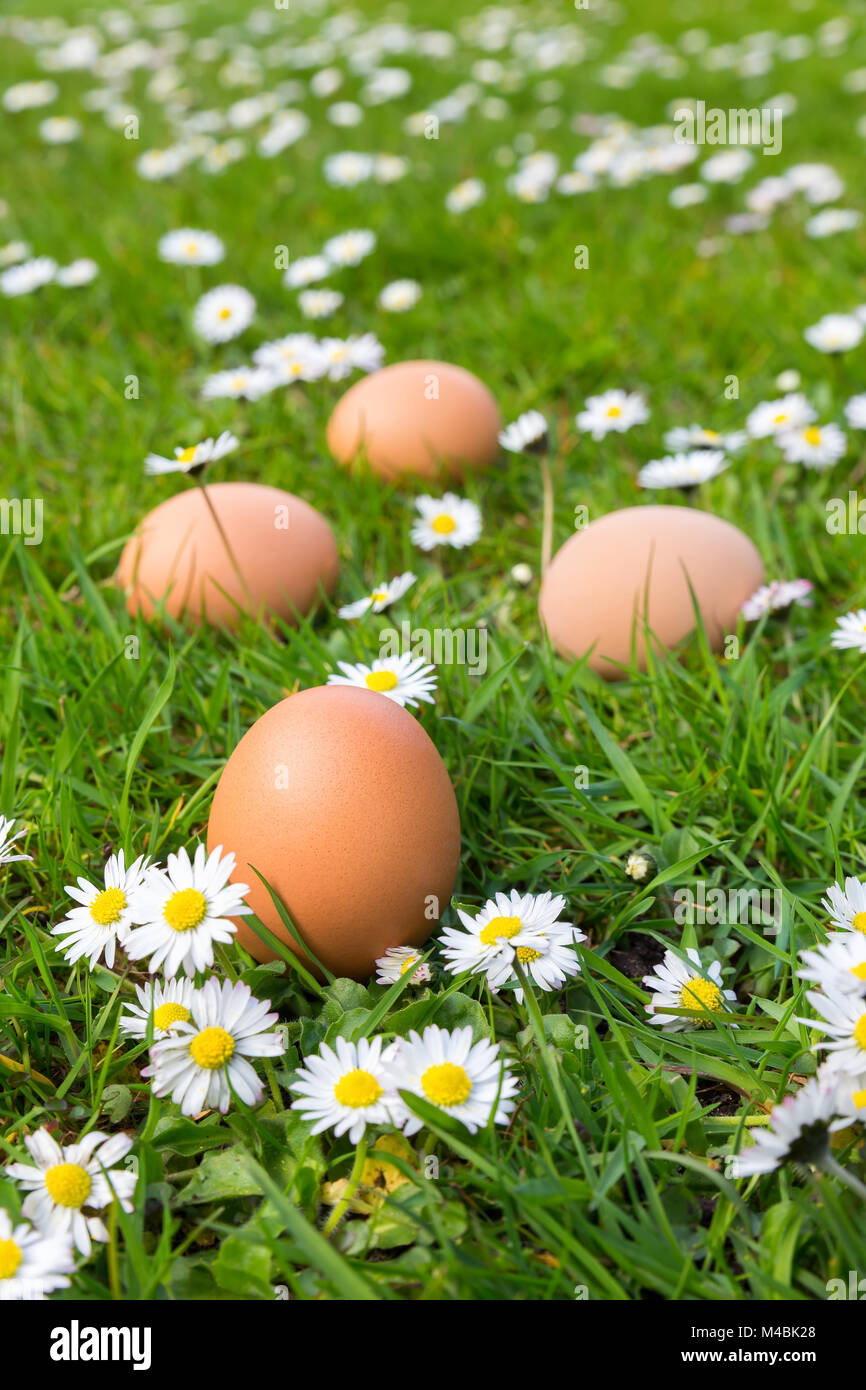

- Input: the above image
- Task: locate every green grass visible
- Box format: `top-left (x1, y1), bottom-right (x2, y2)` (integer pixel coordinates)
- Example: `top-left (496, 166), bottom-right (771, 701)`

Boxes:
top-left (2, 0), bottom-right (866, 1301)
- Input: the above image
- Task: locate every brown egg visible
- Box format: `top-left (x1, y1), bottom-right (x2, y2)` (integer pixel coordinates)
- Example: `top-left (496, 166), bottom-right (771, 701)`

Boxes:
top-left (206, 684), bottom-right (461, 980)
top-left (116, 481), bottom-right (338, 630)
top-left (326, 359), bottom-right (502, 481)
top-left (539, 505), bottom-right (764, 679)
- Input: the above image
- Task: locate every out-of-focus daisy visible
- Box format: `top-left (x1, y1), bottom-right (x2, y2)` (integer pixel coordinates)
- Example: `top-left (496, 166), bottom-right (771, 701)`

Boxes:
top-left (575, 389), bottom-right (648, 440)
top-left (338, 571), bottom-right (416, 619)
top-left (822, 875), bottom-right (866, 931)
top-left (328, 101), bottom-right (363, 128)
top-left (700, 149), bottom-right (753, 183)
top-left (669, 183), bottom-right (707, 207)
top-left (0, 815), bottom-right (31, 867)
top-left (411, 493), bottom-right (482, 551)
top-left (378, 279), bottom-right (422, 312)
top-left (201, 366), bottom-right (275, 401)
top-left (374, 154), bottom-right (410, 183)
top-left (384, 1025), bottom-right (518, 1136)
top-left (638, 449), bottom-right (727, 489)
top-left (253, 333), bottom-right (326, 383)
top-left (39, 116), bottom-right (81, 144)
top-left (643, 947), bottom-right (737, 1030)
top-left (124, 844), bottom-right (251, 978)
top-left (2, 80), bottom-right (58, 112)
top-left (375, 946), bottom-right (432, 987)
top-left (662, 424), bottom-right (745, 452)
top-left (775, 370), bottom-right (801, 392)
top-left (740, 579), bottom-right (813, 621)
top-left (55, 258), bottom-right (99, 287)
top-left (499, 410), bottom-right (548, 455)
top-left (143, 978), bottom-right (284, 1116)
top-left (805, 209), bottom-right (862, 239)
top-left (144, 430), bottom-right (239, 477)
top-left (0, 1209), bottom-right (73, 1302)
top-left (291, 1035), bottom-right (404, 1143)
top-left (745, 393), bottom-right (815, 438)
top-left (798, 934), bottom-right (866, 997)
top-left (624, 851), bottom-right (658, 883)
top-left (730, 1077), bottom-right (842, 1177)
top-left (445, 177), bottom-right (486, 212)
top-left (324, 151), bottom-right (375, 186)
top-left (778, 422), bottom-right (846, 469)
top-left (830, 612), bottom-right (866, 655)
top-left (441, 888), bottom-right (583, 979)
top-left (282, 254), bottom-right (331, 288)
top-left (0, 241), bottom-right (31, 267)
top-left (0, 256), bottom-right (56, 297)
top-left (800, 988), bottom-right (866, 1076)
top-left (804, 313), bottom-right (863, 354)
top-left (323, 229), bottom-right (376, 266)
top-left (5, 1128), bottom-right (135, 1256)
top-left (844, 394), bottom-right (866, 429)
top-left (119, 976), bottom-right (198, 1039)
top-left (158, 228), bottom-right (225, 265)
top-left (319, 335), bottom-right (364, 381)
top-left (193, 284), bottom-right (256, 343)
top-left (51, 851), bottom-right (151, 971)
top-left (339, 332), bottom-right (384, 376)
top-left (298, 288), bottom-right (344, 320)
top-left (327, 654), bottom-right (437, 709)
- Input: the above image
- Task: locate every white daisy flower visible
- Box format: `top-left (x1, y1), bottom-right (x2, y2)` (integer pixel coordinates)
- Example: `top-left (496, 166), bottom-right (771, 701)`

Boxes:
top-left (0, 256), bottom-right (57, 297)
top-left (39, 116), bottom-right (81, 144)
top-left (445, 178), bottom-right (486, 212)
top-left (143, 978), bottom-right (285, 1116)
top-left (374, 947), bottom-right (432, 987)
top-left (800, 988), bottom-right (866, 1076)
top-left (298, 288), bottom-right (344, 320)
top-left (440, 889), bottom-right (584, 981)
top-left (323, 229), bottom-right (376, 266)
top-left (805, 209), bottom-right (862, 239)
top-left (282, 254), bottom-right (331, 288)
top-left (745, 393), bottom-right (815, 438)
top-left (830, 611), bottom-right (866, 655)
top-left (575, 389), bottom-right (648, 440)
top-left (253, 333), bottom-right (327, 383)
top-left (51, 851), bottom-right (151, 971)
top-left (119, 976), bottom-right (199, 1039)
top-left (643, 947), bottom-right (737, 1030)
top-left (556, 170), bottom-right (597, 196)
top-left (804, 313), bottom-right (863, 354)
top-left (669, 183), bottom-right (707, 207)
top-left (844, 394), bottom-right (866, 430)
top-left (700, 148), bottom-right (754, 183)
top-left (327, 101), bottom-right (363, 128)
top-left (775, 370), bottom-right (801, 392)
top-left (0, 1209), bottom-right (74, 1301)
top-left (740, 579), bottom-right (813, 620)
top-left (200, 366), bottom-right (276, 401)
top-left (193, 284), bottom-right (256, 343)
top-left (324, 151), bottom-right (375, 187)
top-left (0, 241), bottom-right (31, 267)
top-left (318, 335), bottom-right (366, 381)
top-left (411, 493), bottom-right (482, 551)
top-left (730, 1077), bottom-right (842, 1177)
top-left (374, 153), bottom-right (410, 183)
top-left (291, 1035), bottom-right (405, 1143)
top-left (830, 1071), bottom-right (866, 1129)
top-left (136, 147), bottom-right (188, 181)
top-left (5, 1127), bottom-right (136, 1256)
top-left (638, 449), bottom-right (728, 489)
top-left (342, 331), bottom-right (384, 376)
top-left (662, 424), bottom-right (745, 452)
top-left (378, 278), bottom-right (422, 313)
top-left (499, 410), bottom-right (549, 455)
top-left (327, 654), bottom-right (437, 709)
top-left (338, 571), bottom-right (416, 620)
top-left (778, 422), bottom-right (846, 469)
top-left (0, 815), bottom-right (31, 867)
top-left (2, 80), bottom-right (58, 112)
top-left (124, 844), bottom-right (251, 979)
top-left (798, 934), bottom-right (866, 997)
top-left (383, 1025), bottom-right (519, 1136)
top-left (485, 929), bottom-right (584, 1002)
top-left (55, 258), bottom-right (99, 287)
top-left (144, 430), bottom-right (239, 477)
top-left (258, 111), bottom-right (309, 157)
top-left (158, 228), bottom-right (225, 265)
top-left (822, 875), bottom-right (866, 930)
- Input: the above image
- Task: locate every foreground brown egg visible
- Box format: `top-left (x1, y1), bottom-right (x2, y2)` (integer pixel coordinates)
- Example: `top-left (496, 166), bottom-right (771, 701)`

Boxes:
top-left (206, 684), bottom-right (461, 980)
top-left (539, 505), bottom-right (764, 679)
top-left (326, 359), bottom-right (502, 481)
top-left (116, 481), bottom-right (338, 630)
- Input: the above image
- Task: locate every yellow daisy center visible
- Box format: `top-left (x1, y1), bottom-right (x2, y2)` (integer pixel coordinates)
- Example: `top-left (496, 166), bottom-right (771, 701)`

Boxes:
top-left (679, 976), bottom-right (724, 1018)
top-left (852, 963), bottom-right (866, 982)
top-left (516, 945), bottom-right (542, 963)
top-left (702, 430), bottom-right (720, 441)
top-left (366, 670), bottom-right (398, 692)
top-left (189, 1026), bottom-right (235, 1069)
top-left (89, 886), bottom-right (126, 926)
top-left (479, 914), bottom-right (521, 946)
top-left (606, 405), bottom-right (622, 418)
top-left (163, 888), bottom-right (208, 932)
top-left (371, 590), bottom-right (388, 604)
top-left (852, 911), bottom-right (866, 933)
top-left (45, 1162), bottom-right (92, 1209)
top-left (851, 1088), bottom-right (866, 1110)
top-left (421, 1062), bottom-right (472, 1107)
top-left (399, 956), bottom-right (419, 975)
top-left (177, 445), bottom-right (198, 464)
top-left (153, 1001), bottom-right (191, 1031)
top-left (333, 1068), bottom-right (383, 1108)
top-left (185, 242), bottom-right (199, 255)
top-left (218, 307), bottom-right (232, 319)
top-left (803, 426), bottom-right (822, 446)
top-left (854, 1015), bottom-right (866, 1051)
top-left (431, 513), bottom-right (456, 534)
top-left (773, 412), bottom-right (788, 425)
top-left (0, 1239), bottom-right (22, 1281)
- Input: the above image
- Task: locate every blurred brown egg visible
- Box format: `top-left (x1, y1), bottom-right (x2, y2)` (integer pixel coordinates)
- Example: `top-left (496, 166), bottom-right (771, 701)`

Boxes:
top-left (116, 481), bottom-right (338, 630)
top-left (326, 359), bottom-right (501, 481)
top-left (539, 505), bottom-right (764, 679)
top-left (206, 684), bottom-right (461, 980)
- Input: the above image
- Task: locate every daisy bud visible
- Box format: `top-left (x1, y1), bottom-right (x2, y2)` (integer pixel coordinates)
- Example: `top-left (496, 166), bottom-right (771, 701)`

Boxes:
top-left (625, 851), bottom-right (657, 884)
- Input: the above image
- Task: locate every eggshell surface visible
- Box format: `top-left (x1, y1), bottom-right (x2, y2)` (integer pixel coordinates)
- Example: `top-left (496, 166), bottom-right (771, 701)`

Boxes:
top-left (116, 481), bottom-right (338, 630)
top-left (326, 359), bottom-right (502, 480)
top-left (539, 505), bottom-right (764, 679)
top-left (206, 684), bottom-right (461, 980)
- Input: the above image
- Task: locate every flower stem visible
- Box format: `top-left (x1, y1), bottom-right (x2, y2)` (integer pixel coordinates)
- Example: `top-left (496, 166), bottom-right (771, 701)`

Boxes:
top-left (820, 1152), bottom-right (866, 1202)
top-left (540, 452), bottom-right (554, 574)
top-left (322, 1138), bottom-right (368, 1236)
top-left (192, 473), bottom-right (255, 611)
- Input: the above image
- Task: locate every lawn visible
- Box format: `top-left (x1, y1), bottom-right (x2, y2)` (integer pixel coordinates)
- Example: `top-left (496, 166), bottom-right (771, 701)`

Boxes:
top-left (2, 0), bottom-right (866, 1306)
